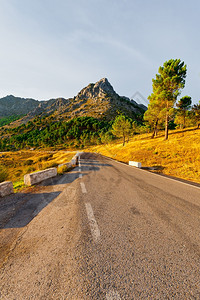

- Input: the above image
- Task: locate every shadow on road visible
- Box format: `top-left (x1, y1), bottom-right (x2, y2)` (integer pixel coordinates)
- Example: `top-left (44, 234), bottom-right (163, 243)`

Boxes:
top-left (0, 155), bottom-right (112, 230)
top-left (0, 170), bottom-right (81, 229)
top-left (142, 165), bottom-right (165, 173)
top-left (40, 170), bottom-right (80, 186)
top-left (2, 191), bottom-right (61, 229)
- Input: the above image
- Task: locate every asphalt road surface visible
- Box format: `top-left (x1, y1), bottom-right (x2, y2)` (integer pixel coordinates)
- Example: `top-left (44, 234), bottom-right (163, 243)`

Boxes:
top-left (0, 152), bottom-right (199, 299)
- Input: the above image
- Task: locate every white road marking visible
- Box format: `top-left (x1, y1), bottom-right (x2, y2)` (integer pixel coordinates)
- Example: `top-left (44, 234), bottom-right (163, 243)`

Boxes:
top-left (79, 167), bottom-right (81, 172)
top-left (79, 174), bottom-right (82, 179)
top-left (85, 202), bottom-right (100, 243)
top-left (80, 182), bottom-right (87, 194)
top-left (106, 290), bottom-right (121, 300)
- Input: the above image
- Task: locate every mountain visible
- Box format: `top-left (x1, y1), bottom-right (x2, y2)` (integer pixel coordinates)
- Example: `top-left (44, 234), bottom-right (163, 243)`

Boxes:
top-left (0, 95), bottom-right (39, 118)
top-left (0, 78), bottom-right (147, 124)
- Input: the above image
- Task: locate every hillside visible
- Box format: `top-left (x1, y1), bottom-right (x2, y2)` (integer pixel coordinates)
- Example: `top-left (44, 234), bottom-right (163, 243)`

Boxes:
top-left (0, 78), bottom-right (146, 126)
top-left (0, 95), bottom-right (39, 118)
top-left (86, 127), bottom-right (200, 184)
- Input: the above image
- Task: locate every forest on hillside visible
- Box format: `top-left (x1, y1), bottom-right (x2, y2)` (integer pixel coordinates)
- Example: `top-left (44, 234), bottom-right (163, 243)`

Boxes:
top-left (0, 59), bottom-right (200, 151)
top-left (0, 116), bottom-right (114, 150)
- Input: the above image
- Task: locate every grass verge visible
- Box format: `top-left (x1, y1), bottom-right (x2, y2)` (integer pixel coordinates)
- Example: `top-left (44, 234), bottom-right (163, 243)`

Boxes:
top-left (86, 127), bottom-right (200, 184)
top-left (0, 150), bottom-right (76, 192)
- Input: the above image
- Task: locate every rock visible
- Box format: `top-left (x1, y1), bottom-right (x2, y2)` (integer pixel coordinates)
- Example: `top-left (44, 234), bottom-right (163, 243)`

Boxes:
top-left (0, 181), bottom-right (14, 197)
top-left (76, 78), bottom-right (117, 100)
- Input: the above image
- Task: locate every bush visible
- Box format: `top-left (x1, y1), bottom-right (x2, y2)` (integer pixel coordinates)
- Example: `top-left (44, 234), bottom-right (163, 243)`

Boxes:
top-left (57, 164), bottom-right (69, 174)
top-left (23, 159), bottom-right (33, 166)
top-left (43, 162), bottom-right (58, 169)
top-left (26, 166), bottom-right (36, 173)
top-left (15, 169), bottom-right (23, 177)
top-left (13, 180), bottom-right (25, 192)
top-left (37, 154), bottom-right (53, 162)
top-left (0, 165), bottom-right (8, 183)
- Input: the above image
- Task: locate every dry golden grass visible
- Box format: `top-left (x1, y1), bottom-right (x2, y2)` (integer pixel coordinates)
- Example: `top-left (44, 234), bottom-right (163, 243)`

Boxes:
top-left (86, 127), bottom-right (200, 184)
top-left (0, 150), bottom-right (76, 185)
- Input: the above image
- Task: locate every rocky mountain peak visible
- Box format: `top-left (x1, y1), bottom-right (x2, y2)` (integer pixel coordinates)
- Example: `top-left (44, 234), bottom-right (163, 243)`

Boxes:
top-left (93, 77), bottom-right (116, 95)
top-left (0, 78), bottom-right (147, 124)
top-left (76, 77), bottom-right (117, 100)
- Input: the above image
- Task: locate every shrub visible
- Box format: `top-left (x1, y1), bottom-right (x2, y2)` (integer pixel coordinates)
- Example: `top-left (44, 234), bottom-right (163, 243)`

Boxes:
top-left (57, 164), bottom-right (69, 174)
top-left (23, 159), bottom-right (33, 166)
top-left (0, 165), bottom-right (8, 183)
top-left (43, 162), bottom-right (58, 169)
top-left (13, 180), bottom-right (25, 192)
top-left (26, 166), bottom-right (36, 173)
top-left (15, 169), bottom-right (23, 177)
top-left (37, 154), bottom-right (53, 162)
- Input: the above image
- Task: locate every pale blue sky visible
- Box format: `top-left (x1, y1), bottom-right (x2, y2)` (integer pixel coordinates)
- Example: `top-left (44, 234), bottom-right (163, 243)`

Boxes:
top-left (0, 0), bottom-right (199, 104)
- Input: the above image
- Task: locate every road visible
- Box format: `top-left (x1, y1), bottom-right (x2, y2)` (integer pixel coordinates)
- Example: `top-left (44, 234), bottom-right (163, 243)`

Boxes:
top-left (0, 152), bottom-right (199, 299)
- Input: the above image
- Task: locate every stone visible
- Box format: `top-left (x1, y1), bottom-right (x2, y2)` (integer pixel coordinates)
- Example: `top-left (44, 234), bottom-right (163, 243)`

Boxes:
top-left (129, 161), bottom-right (142, 168)
top-left (0, 181), bottom-right (14, 197)
top-left (24, 168), bottom-right (57, 186)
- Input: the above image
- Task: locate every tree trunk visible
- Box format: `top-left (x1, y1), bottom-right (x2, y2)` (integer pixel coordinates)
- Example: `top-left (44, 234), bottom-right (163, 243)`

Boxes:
top-left (183, 111), bottom-right (186, 129)
top-left (151, 130), bottom-right (156, 139)
top-left (151, 119), bottom-right (158, 139)
top-left (165, 111), bottom-right (169, 140)
top-left (123, 135), bottom-right (125, 146)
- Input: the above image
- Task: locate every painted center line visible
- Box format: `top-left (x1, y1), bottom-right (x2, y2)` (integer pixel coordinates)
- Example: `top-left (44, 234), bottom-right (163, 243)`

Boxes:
top-left (80, 182), bottom-right (87, 194)
top-left (85, 202), bottom-right (100, 243)
top-left (78, 156), bottom-right (81, 167)
top-left (106, 290), bottom-right (121, 300)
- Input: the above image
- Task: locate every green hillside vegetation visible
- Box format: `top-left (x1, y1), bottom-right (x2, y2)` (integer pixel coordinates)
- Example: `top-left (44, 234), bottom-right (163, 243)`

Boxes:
top-left (0, 101), bottom-right (199, 152)
top-left (0, 60), bottom-right (200, 186)
top-left (0, 115), bottom-right (24, 127)
top-left (0, 116), bottom-right (115, 151)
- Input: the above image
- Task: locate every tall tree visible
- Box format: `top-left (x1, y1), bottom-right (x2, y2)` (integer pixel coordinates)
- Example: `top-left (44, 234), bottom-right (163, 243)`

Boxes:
top-left (192, 102), bottom-right (200, 128)
top-left (144, 92), bottom-right (165, 138)
top-left (112, 115), bottom-right (131, 146)
top-left (176, 96), bottom-right (192, 128)
top-left (151, 59), bottom-right (187, 140)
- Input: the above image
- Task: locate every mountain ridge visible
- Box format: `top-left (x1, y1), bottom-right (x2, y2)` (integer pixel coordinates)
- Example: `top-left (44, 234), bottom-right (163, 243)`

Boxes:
top-left (0, 78), bottom-right (147, 124)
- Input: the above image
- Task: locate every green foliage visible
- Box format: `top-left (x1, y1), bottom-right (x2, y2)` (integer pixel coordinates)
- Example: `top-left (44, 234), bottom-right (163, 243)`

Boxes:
top-left (100, 131), bottom-right (114, 144)
top-left (144, 93), bottom-right (165, 138)
top-left (175, 96), bottom-right (192, 128)
top-left (147, 59), bottom-right (187, 139)
top-left (0, 115), bottom-right (24, 127)
top-left (13, 179), bottom-right (26, 192)
top-left (192, 102), bottom-right (200, 128)
top-left (0, 116), bottom-right (114, 150)
top-left (192, 101), bottom-right (200, 128)
top-left (177, 96), bottom-right (192, 110)
top-left (57, 164), bottom-right (69, 174)
top-left (112, 115), bottom-right (131, 146)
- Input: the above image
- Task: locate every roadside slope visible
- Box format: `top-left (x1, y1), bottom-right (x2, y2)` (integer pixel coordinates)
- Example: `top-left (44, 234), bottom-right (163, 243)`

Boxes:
top-left (86, 128), bottom-right (200, 184)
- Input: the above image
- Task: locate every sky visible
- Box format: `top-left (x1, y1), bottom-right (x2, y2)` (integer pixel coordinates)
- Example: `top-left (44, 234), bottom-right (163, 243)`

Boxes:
top-left (0, 0), bottom-right (199, 105)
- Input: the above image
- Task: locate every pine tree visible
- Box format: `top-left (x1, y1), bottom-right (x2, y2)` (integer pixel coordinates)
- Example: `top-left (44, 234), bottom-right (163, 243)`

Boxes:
top-left (176, 96), bottom-right (192, 128)
top-left (149, 59), bottom-right (187, 140)
top-left (112, 115), bottom-right (131, 146)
